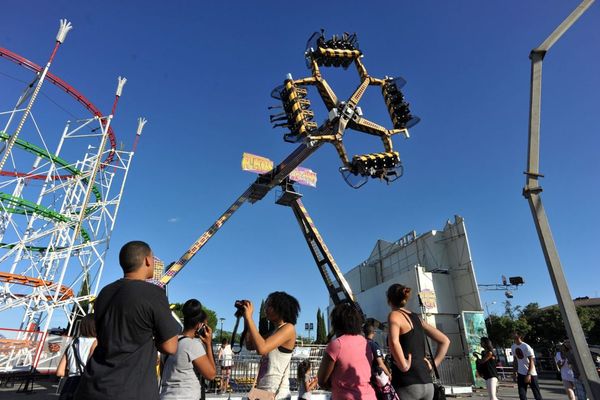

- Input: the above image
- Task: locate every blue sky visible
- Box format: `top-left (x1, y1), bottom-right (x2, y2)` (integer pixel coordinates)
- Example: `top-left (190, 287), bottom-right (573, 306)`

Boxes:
top-left (0, 1), bottom-right (598, 333)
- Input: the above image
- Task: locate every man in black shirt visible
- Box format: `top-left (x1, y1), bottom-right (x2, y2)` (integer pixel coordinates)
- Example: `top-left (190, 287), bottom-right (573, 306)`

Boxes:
top-left (75, 241), bottom-right (181, 400)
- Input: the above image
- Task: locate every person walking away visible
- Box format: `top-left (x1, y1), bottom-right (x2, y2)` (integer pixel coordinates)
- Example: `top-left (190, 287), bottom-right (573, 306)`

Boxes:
top-left (511, 331), bottom-right (543, 400)
top-left (297, 360), bottom-right (318, 400)
top-left (240, 291), bottom-right (300, 399)
top-left (160, 299), bottom-right (216, 400)
top-left (217, 338), bottom-right (234, 393)
top-left (474, 337), bottom-right (499, 400)
top-left (74, 241), bottom-right (181, 400)
top-left (56, 314), bottom-right (97, 400)
top-left (317, 302), bottom-right (376, 400)
top-left (387, 284), bottom-right (450, 400)
top-left (555, 342), bottom-right (576, 400)
top-left (563, 340), bottom-right (587, 400)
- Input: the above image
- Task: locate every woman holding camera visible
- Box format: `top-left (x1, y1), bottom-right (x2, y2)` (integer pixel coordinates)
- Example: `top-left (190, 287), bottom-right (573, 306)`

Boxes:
top-left (160, 299), bottom-right (216, 400)
top-left (240, 291), bottom-right (300, 399)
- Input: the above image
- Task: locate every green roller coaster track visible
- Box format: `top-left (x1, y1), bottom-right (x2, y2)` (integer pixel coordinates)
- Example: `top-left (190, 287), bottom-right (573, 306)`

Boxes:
top-left (0, 131), bottom-right (104, 248)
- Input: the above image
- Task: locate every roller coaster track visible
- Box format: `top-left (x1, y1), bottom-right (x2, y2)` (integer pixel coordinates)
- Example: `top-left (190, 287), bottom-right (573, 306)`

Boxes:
top-left (0, 192), bottom-right (91, 243)
top-left (0, 131), bottom-right (102, 202)
top-left (0, 271), bottom-right (73, 300)
top-left (0, 46), bottom-right (117, 170)
top-left (0, 129), bottom-right (97, 244)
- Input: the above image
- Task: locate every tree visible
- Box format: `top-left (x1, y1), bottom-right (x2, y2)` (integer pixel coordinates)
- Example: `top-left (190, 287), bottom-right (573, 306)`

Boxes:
top-left (517, 302), bottom-right (600, 354)
top-left (171, 303), bottom-right (218, 332)
top-left (316, 308), bottom-right (327, 344)
top-left (503, 300), bottom-right (522, 320)
top-left (486, 314), bottom-right (530, 349)
top-left (519, 303), bottom-right (563, 352)
top-left (68, 271), bottom-right (92, 334)
top-left (259, 299), bottom-right (270, 337)
top-left (78, 271), bottom-right (91, 314)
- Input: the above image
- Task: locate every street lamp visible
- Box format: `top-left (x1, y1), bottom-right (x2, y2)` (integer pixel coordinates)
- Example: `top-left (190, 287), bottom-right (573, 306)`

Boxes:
top-left (484, 301), bottom-right (497, 329)
top-left (219, 317), bottom-right (225, 341)
top-left (304, 322), bottom-right (314, 342)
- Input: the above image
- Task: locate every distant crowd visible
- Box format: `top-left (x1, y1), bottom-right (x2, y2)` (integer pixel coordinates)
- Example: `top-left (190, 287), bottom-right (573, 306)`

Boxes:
top-left (53, 240), bottom-right (585, 400)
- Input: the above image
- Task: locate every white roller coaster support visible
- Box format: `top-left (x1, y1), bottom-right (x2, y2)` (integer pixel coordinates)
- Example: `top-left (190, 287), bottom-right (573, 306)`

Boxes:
top-left (35, 116), bottom-right (112, 365)
top-left (0, 20), bottom-right (72, 172)
top-left (6, 123), bottom-right (70, 276)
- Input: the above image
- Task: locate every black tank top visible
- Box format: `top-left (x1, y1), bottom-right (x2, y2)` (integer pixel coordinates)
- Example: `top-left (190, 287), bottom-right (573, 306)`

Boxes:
top-left (478, 350), bottom-right (498, 380)
top-left (391, 311), bottom-right (433, 387)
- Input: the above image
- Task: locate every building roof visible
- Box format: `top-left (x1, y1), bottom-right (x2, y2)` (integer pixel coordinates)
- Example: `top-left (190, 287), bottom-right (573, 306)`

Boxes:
top-left (543, 297), bottom-right (600, 309)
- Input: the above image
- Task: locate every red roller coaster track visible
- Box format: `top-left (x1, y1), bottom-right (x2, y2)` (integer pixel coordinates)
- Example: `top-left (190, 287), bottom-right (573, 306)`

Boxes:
top-left (0, 46), bottom-right (117, 179)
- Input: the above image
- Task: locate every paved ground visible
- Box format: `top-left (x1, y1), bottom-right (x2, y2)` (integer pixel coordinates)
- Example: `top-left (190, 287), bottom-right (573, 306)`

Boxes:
top-left (0, 377), bottom-right (572, 399)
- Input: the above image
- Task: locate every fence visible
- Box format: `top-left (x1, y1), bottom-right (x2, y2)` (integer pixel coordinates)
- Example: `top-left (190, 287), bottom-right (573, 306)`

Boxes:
top-left (436, 356), bottom-right (474, 387)
top-left (209, 345), bottom-right (474, 393)
top-left (208, 345), bottom-right (326, 394)
top-left (0, 328), bottom-right (70, 374)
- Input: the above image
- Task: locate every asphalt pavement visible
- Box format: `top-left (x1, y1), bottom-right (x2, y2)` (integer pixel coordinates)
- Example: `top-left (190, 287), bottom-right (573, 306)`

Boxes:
top-left (0, 376), bottom-right (573, 399)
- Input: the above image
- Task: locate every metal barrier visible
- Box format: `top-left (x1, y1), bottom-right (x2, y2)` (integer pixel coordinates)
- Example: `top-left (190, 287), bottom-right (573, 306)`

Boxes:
top-left (0, 328), bottom-right (70, 374)
top-left (0, 328), bottom-right (46, 373)
top-left (209, 346), bottom-right (474, 394)
top-left (436, 356), bottom-right (474, 387)
top-left (209, 346), bottom-right (327, 394)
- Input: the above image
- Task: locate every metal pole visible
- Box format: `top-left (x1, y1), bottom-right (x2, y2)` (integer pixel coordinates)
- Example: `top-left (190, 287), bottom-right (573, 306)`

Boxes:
top-left (484, 301), bottom-right (496, 326)
top-left (523, 1), bottom-right (599, 398)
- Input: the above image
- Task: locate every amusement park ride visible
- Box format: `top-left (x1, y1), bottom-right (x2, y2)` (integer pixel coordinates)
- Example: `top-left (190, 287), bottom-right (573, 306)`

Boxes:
top-left (0, 20), bottom-right (144, 370)
top-left (0, 25), bottom-right (418, 371)
top-left (158, 30), bottom-right (420, 312)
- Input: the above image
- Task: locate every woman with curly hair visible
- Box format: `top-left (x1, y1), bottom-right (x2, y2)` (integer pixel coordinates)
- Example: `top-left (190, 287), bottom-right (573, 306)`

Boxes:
top-left (387, 283), bottom-right (450, 400)
top-left (317, 302), bottom-right (376, 400)
top-left (239, 291), bottom-right (300, 399)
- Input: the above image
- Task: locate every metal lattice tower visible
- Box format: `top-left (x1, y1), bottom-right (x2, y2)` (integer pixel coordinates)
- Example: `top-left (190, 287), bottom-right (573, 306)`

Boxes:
top-left (0, 20), bottom-right (143, 370)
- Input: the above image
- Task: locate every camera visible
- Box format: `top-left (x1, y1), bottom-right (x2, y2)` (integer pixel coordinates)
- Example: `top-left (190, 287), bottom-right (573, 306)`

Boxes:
top-left (234, 300), bottom-right (246, 317)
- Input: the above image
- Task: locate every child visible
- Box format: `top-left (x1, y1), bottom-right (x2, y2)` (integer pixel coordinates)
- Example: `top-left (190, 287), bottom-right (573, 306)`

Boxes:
top-left (217, 338), bottom-right (233, 393)
top-left (297, 360), bottom-right (318, 400)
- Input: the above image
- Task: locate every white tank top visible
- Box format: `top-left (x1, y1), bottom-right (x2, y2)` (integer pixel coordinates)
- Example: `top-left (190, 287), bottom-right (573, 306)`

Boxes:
top-left (66, 337), bottom-right (95, 376)
top-left (220, 344), bottom-right (234, 367)
top-left (256, 325), bottom-right (293, 399)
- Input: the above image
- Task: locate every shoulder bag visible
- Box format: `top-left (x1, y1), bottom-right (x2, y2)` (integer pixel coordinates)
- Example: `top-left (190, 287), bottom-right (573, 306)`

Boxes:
top-left (59, 338), bottom-right (85, 400)
top-left (246, 358), bottom-right (291, 400)
top-left (422, 320), bottom-right (446, 400)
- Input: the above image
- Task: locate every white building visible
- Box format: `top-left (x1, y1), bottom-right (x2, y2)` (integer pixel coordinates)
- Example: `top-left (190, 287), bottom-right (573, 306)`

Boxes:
top-left (334, 215), bottom-right (484, 358)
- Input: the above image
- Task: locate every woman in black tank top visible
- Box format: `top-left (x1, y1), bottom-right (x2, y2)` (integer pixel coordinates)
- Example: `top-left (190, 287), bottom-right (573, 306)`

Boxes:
top-left (387, 284), bottom-right (450, 400)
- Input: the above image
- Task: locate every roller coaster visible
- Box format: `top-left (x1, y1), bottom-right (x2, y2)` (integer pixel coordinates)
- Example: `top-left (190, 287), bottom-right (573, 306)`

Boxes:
top-left (0, 20), bottom-right (143, 371)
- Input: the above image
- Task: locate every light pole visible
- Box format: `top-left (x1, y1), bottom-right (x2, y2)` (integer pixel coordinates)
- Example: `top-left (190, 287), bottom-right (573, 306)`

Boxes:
top-left (484, 301), bottom-right (497, 325)
top-left (219, 317), bottom-right (225, 341)
top-left (304, 322), bottom-right (314, 342)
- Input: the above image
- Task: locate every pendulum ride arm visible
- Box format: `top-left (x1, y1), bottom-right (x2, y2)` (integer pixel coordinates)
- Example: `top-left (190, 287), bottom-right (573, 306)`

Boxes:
top-left (159, 139), bottom-right (328, 287)
top-left (159, 188), bottom-right (252, 286)
top-left (522, 1), bottom-right (599, 398)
